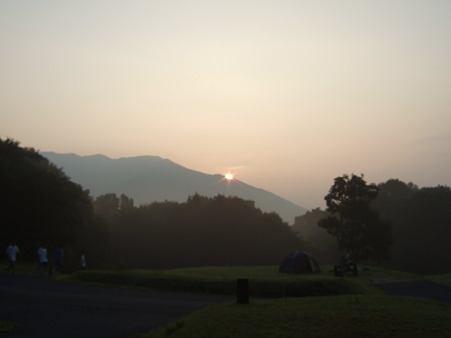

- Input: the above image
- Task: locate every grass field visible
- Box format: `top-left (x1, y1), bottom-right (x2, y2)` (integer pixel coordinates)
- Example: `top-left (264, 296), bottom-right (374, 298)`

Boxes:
top-left (63, 265), bottom-right (376, 298)
top-left (131, 296), bottom-right (451, 338)
top-left (9, 264), bottom-right (451, 337)
top-left (426, 273), bottom-right (451, 288)
top-left (62, 265), bottom-right (451, 337)
top-left (0, 321), bottom-right (18, 333)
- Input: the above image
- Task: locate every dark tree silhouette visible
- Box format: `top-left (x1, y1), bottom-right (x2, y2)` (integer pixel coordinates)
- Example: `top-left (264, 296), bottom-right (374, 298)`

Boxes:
top-left (0, 138), bottom-right (108, 268)
top-left (374, 180), bottom-right (451, 274)
top-left (93, 193), bottom-right (120, 223)
top-left (318, 174), bottom-right (391, 263)
top-left (101, 193), bottom-right (305, 269)
top-left (292, 208), bottom-right (340, 263)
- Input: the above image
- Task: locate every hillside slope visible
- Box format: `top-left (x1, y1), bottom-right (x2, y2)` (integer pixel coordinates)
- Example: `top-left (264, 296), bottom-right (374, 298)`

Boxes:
top-left (42, 152), bottom-right (306, 223)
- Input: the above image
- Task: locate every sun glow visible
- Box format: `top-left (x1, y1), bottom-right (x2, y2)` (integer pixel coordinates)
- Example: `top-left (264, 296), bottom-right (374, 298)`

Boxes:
top-left (225, 173), bottom-right (234, 180)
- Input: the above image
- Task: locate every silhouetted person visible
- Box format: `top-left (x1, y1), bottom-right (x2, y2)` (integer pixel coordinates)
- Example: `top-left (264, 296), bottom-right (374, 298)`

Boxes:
top-left (5, 242), bottom-right (20, 274)
top-left (37, 246), bottom-right (49, 275)
top-left (79, 253), bottom-right (86, 270)
top-left (51, 247), bottom-right (64, 274)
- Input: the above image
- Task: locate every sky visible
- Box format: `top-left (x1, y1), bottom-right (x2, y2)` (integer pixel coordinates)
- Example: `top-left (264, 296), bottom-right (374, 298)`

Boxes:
top-left (2, 0), bottom-right (451, 210)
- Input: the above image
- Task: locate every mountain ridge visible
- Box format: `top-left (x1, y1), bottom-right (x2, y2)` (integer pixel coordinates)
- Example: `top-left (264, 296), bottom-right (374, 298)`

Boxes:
top-left (42, 152), bottom-right (307, 223)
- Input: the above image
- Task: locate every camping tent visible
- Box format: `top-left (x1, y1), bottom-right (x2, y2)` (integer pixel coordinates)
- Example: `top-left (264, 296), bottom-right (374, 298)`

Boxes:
top-left (279, 250), bottom-right (321, 273)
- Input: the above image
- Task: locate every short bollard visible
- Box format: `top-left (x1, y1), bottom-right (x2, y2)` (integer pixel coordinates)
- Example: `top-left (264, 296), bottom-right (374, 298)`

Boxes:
top-left (236, 278), bottom-right (249, 304)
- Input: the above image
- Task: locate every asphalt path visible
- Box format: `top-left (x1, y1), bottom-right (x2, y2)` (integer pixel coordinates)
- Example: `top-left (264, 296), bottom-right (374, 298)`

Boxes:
top-left (374, 280), bottom-right (451, 304)
top-left (3, 273), bottom-right (451, 338)
top-left (0, 273), bottom-right (232, 338)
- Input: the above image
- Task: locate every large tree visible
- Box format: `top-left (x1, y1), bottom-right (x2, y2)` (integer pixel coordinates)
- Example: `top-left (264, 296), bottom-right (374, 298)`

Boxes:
top-left (318, 174), bottom-right (391, 263)
top-left (0, 138), bottom-right (107, 267)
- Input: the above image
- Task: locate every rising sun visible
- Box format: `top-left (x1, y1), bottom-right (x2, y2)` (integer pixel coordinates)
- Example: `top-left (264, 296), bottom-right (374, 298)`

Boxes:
top-left (225, 173), bottom-right (234, 180)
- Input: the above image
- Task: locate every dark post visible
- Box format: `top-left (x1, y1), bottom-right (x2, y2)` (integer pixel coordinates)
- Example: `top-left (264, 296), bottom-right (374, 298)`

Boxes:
top-left (236, 278), bottom-right (249, 304)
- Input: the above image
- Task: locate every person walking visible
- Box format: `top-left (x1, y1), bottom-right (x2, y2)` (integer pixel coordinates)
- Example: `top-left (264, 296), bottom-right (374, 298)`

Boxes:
top-left (5, 242), bottom-right (20, 274)
top-left (51, 246), bottom-right (64, 274)
top-left (37, 246), bottom-right (49, 275)
top-left (79, 253), bottom-right (86, 270)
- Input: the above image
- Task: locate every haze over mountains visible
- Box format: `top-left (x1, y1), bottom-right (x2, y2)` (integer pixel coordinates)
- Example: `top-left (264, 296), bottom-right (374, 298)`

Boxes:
top-left (42, 152), bottom-right (307, 223)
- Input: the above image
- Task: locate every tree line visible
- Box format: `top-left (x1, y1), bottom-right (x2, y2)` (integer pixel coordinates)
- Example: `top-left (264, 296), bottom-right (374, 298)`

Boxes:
top-left (95, 193), bottom-right (304, 269)
top-left (293, 175), bottom-right (451, 274)
top-left (3, 137), bottom-right (451, 274)
top-left (0, 138), bottom-right (109, 270)
top-left (1, 138), bottom-right (303, 270)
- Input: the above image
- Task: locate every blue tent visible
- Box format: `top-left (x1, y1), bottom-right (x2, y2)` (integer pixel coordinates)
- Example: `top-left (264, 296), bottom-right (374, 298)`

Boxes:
top-left (279, 250), bottom-right (321, 273)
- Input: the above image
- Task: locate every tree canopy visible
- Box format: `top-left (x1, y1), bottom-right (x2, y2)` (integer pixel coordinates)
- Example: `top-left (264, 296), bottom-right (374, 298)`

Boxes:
top-left (0, 138), bottom-right (105, 266)
top-left (318, 174), bottom-right (392, 263)
top-left (0, 138), bottom-right (304, 270)
top-left (7, 137), bottom-right (451, 274)
top-left (95, 193), bottom-right (305, 269)
top-left (292, 208), bottom-right (339, 263)
top-left (373, 180), bottom-right (451, 274)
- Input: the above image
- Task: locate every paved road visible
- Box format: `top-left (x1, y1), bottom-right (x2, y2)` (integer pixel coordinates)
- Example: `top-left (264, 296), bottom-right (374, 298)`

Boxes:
top-left (4, 274), bottom-right (450, 338)
top-left (0, 274), bottom-right (232, 338)
top-left (374, 280), bottom-right (451, 304)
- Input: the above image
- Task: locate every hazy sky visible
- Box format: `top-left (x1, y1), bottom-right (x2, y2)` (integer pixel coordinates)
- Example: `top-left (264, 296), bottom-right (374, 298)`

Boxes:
top-left (2, 1), bottom-right (451, 209)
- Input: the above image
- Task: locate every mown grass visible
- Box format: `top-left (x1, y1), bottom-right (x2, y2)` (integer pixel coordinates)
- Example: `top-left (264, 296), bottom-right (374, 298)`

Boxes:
top-left (132, 296), bottom-right (451, 338)
top-left (427, 273), bottom-right (451, 288)
top-left (63, 266), bottom-right (451, 338)
top-left (64, 266), bottom-right (375, 298)
top-left (0, 321), bottom-right (18, 333)
top-left (16, 264), bottom-right (451, 337)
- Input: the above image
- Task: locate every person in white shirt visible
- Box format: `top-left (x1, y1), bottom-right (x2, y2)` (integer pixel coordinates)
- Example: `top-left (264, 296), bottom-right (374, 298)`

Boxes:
top-left (5, 243), bottom-right (20, 274)
top-left (79, 254), bottom-right (86, 270)
top-left (37, 246), bottom-right (49, 274)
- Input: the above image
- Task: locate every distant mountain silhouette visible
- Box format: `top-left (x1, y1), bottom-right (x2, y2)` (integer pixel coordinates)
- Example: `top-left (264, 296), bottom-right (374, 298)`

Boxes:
top-left (42, 152), bottom-right (307, 223)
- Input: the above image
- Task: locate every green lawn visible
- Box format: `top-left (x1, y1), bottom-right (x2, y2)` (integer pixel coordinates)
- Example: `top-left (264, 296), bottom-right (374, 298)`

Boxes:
top-left (132, 295), bottom-right (451, 338)
top-left (427, 273), bottom-right (451, 288)
top-left (13, 265), bottom-right (451, 337)
top-left (64, 265), bottom-right (376, 297)
top-left (0, 321), bottom-right (18, 333)
top-left (99, 266), bottom-right (448, 338)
